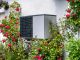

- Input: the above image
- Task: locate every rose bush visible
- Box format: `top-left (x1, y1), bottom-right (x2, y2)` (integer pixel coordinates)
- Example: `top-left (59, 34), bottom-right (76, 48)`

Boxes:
top-left (29, 23), bottom-right (64, 60)
top-left (65, 0), bottom-right (80, 32)
top-left (0, 1), bottom-right (28, 60)
top-left (65, 38), bottom-right (80, 60)
top-left (64, 0), bottom-right (80, 60)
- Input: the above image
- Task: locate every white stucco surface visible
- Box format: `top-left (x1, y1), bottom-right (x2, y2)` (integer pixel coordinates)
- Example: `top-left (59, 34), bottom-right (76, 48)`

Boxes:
top-left (4, 0), bottom-right (67, 20)
top-left (16, 0), bottom-right (67, 19)
top-left (55, 0), bottom-right (67, 23)
top-left (17, 0), bottom-right (56, 16)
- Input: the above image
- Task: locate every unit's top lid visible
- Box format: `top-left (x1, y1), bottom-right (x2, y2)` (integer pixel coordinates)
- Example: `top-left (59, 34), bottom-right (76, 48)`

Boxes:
top-left (21, 14), bottom-right (56, 17)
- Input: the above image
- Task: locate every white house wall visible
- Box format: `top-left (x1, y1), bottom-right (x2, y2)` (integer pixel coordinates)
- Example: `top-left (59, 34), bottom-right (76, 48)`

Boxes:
top-left (17, 0), bottom-right (67, 20)
top-left (55, 0), bottom-right (67, 23)
top-left (6, 0), bottom-right (67, 21)
top-left (17, 0), bottom-right (56, 16)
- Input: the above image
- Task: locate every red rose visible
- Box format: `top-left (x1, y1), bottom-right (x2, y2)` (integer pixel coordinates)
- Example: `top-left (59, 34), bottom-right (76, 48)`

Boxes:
top-left (0, 24), bottom-right (5, 27)
top-left (5, 16), bottom-right (7, 18)
top-left (57, 57), bottom-right (62, 60)
top-left (4, 32), bottom-right (9, 37)
top-left (2, 39), bottom-right (6, 43)
top-left (34, 55), bottom-right (42, 60)
top-left (66, 0), bottom-right (70, 2)
top-left (12, 38), bottom-right (16, 42)
top-left (66, 13), bottom-right (70, 18)
top-left (66, 9), bottom-right (71, 13)
top-left (0, 29), bottom-right (4, 33)
top-left (15, 8), bottom-right (19, 11)
top-left (5, 26), bottom-right (10, 29)
top-left (11, 36), bottom-right (16, 42)
top-left (16, 22), bottom-right (19, 24)
top-left (8, 43), bottom-right (12, 47)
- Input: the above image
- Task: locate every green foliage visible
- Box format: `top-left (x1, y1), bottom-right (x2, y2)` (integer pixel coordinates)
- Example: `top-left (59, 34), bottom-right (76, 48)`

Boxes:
top-left (65, 38), bottom-right (80, 60)
top-left (65, 0), bottom-right (80, 32)
top-left (0, 1), bottom-right (28, 60)
top-left (29, 22), bottom-right (64, 60)
top-left (4, 40), bottom-right (27, 60)
top-left (64, 0), bottom-right (80, 60)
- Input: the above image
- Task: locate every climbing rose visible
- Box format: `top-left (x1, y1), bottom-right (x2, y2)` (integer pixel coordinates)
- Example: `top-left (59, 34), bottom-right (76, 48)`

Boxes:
top-left (34, 56), bottom-right (42, 60)
top-left (0, 29), bottom-right (4, 33)
top-left (66, 13), bottom-right (70, 18)
top-left (4, 32), bottom-right (9, 37)
top-left (57, 57), bottom-right (62, 60)
top-left (12, 38), bottom-right (16, 42)
top-left (5, 26), bottom-right (10, 29)
top-left (0, 24), bottom-right (5, 27)
top-left (8, 43), bottom-right (12, 47)
top-left (11, 36), bottom-right (16, 42)
top-left (15, 7), bottom-right (19, 11)
top-left (66, 0), bottom-right (70, 2)
top-left (66, 9), bottom-right (71, 13)
top-left (5, 16), bottom-right (7, 18)
top-left (2, 39), bottom-right (6, 43)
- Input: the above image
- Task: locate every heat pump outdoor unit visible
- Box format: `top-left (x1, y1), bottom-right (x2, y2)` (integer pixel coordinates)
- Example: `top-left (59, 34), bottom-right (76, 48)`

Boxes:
top-left (20, 14), bottom-right (56, 40)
